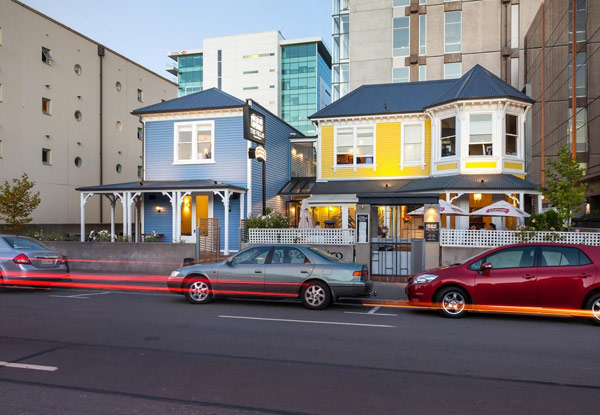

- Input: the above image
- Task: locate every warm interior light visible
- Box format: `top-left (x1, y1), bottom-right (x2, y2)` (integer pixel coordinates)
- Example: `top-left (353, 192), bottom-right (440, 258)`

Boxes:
top-left (474, 193), bottom-right (482, 202)
top-left (155, 206), bottom-right (163, 213)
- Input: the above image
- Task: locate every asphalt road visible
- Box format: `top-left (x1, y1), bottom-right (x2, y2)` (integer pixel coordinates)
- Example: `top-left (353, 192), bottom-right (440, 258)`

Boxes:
top-left (0, 285), bottom-right (599, 415)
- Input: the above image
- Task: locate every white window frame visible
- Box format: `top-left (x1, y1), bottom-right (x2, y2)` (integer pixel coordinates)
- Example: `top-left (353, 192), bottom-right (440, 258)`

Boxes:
top-left (400, 122), bottom-right (425, 169)
top-left (419, 65), bottom-right (427, 81)
top-left (439, 116), bottom-right (458, 160)
top-left (444, 11), bottom-right (462, 54)
top-left (173, 120), bottom-right (215, 165)
top-left (393, 17), bottom-right (410, 58)
top-left (393, 67), bottom-right (410, 83)
top-left (419, 14), bottom-right (427, 56)
top-left (504, 112), bottom-right (521, 158)
top-left (333, 124), bottom-right (376, 172)
top-left (444, 63), bottom-right (462, 79)
top-left (468, 113), bottom-right (494, 157)
top-left (42, 47), bottom-right (54, 65)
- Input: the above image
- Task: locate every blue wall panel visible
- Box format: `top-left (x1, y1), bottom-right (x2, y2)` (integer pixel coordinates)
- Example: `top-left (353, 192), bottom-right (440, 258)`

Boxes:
top-left (213, 194), bottom-right (242, 251)
top-left (143, 193), bottom-right (173, 242)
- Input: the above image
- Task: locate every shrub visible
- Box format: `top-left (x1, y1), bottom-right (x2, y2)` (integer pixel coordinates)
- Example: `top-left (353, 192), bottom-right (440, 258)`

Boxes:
top-left (244, 211), bottom-right (290, 229)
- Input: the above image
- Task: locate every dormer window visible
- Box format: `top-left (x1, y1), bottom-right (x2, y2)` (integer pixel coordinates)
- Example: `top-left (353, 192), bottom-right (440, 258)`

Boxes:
top-left (469, 114), bottom-right (493, 156)
top-left (174, 121), bottom-right (214, 164)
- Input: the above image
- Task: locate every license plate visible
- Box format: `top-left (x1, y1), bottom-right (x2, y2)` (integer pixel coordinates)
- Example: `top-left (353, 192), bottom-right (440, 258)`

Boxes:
top-left (40, 259), bottom-right (54, 266)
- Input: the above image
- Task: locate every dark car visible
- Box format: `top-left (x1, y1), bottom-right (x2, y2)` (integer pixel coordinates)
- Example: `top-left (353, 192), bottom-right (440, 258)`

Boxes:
top-left (168, 244), bottom-right (373, 310)
top-left (406, 243), bottom-right (600, 324)
top-left (0, 235), bottom-right (69, 290)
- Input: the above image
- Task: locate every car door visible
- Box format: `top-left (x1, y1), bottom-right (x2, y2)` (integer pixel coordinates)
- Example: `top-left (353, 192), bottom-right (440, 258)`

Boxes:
top-left (217, 246), bottom-right (272, 296)
top-left (264, 246), bottom-right (314, 296)
top-left (536, 246), bottom-right (596, 309)
top-left (473, 246), bottom-right (538, 307)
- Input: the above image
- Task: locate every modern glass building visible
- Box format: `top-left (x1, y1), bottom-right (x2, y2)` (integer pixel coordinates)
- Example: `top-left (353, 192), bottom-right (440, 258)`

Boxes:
top-left (281, 41), bottom-right (332, 135)
top-left (167, 34), bottom-right (331, 136)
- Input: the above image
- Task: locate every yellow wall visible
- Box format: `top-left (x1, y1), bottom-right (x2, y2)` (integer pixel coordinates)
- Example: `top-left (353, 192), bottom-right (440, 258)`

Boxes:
top-left (320, 121), bottom-right (431, 179)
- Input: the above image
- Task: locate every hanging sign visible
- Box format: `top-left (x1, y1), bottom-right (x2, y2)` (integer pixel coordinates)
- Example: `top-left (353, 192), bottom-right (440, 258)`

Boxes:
top-left (424, 222), bottom-right (440, 242)
top-left (243, 105), bottom-right (266, 145)
top-left (254, 146), bottom-right (266, 162)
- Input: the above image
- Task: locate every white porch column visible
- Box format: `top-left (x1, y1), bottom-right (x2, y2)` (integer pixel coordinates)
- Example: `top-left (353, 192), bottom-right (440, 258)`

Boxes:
top-left (127, 192), bottom-right (141, 242)
top-left (223, 190), bottom-right (230, 255)
top-left (120, 192), bottom-right (129, 239)
top-left (519, 193), bottom-right (525, 226)
top-left (537, 195), bottom-right (543, 214)
top-left (240, 192), bottom-right (245, 223)
top-left (342, 205), bottom-right (349, 229)
top-left (455, 195), bottom-right (470, 229)
top-left (80, 192), bottom-right (93, 242)
top-left (108, 194), bottom-right (117, 242)
top-left (162, 191), bottom-right (177, 242)
top-left (445, 192), bottom-right (451, 229)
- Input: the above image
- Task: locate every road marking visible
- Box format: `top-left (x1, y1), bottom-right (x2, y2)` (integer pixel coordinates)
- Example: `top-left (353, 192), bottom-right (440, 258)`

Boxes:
top-left (0, 361), bottom-right (57, 372)
top-left (219, 315), bottom-right (395, 328)
top-left (344, 306), bottom-right (398, 317)
top-left (50, 292), bottom-right (110, 299)
top-left (368, 306), bottom-right (380, 314)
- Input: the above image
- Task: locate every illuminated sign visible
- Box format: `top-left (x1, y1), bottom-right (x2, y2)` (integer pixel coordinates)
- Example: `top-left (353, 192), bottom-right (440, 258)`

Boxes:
top-left (254, 146), bottom-right (266, 162)
top-left (243, 105), bottom-right (266, 145)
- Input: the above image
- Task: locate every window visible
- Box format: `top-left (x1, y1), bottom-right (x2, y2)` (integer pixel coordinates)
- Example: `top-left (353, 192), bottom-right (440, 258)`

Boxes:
top-left (74, 111), bottom-right (82, 122)
top-left (444, 63), bottom-right (462, 79)
top-left (482, 247), bottom-right (536, 269)
top-left (233, 246), bottom-right (271, 265)
top-left (505, 114), bottom-right (518, 156)
top-left (217, 50), bottom-right (223, 90)
top-left (42, 148), bottom-right (51, 165)
top-left (419, 65), bottom-right (426, 81)
top-left (393, 67), bottom-right (409, 83)
top-left (243, 70), bottom-right (259, 75)
top-left (137, 165), bottom-right (143, 179)
top-left (540, 246), bottom-right (592, 267)
top-left (74, 64), bottom-right (82, 76)
top-left (74, 157), bottom-right (82, 168)
top-left (469, 114), bottom-right (493, 156)
top-left (335, 126), bottom-right (375, 167)
top-left (419, 15), bottom-right (426, 55)
top-left (116, 164), bottom-right (122, 173)
top-left (444, 12), bottom-right (462, 53)
top-left (0, 83), bottom-right (3, 101)
top-left (511, 4), bottom-right (519, 48)
top-left (568, 53), bottom-right (587, 97)
top-left (137, 127), bottom-right (143, 140)
top-left (441, 117), bottom-right (456, 157)
top-left (115, 81), bottom-right (122, 91)
top-left (567, 108), bottom-right (588, 153)
top-left (42, 47), bottom-right (53, 65)
top-left (270, 247), bottom-right (309, 264)
top-left (569, 0), bottom-right (587, 42)
top-left (419, 0), bottom-right (426, 4)
top-left (402, 123), bottom-right (424, 165)
top-left (393, 17), bottom-right (410, 57)
top-left (243, 86), bottom-right (259, 90)
top-left (393, 0), bottom-right (409, 6)
top-left (174, 121), bottom-right (214, 163)
top-left (137, 89), bottom-right (143, 102)
top-left (42, 98), bottom-right (51, 115)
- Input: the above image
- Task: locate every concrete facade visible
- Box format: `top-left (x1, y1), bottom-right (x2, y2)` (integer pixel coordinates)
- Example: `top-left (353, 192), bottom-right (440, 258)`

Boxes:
top-left (0, 0), bottom-right (177, 226)
top-left (336, 0), bottom-right (542, 98)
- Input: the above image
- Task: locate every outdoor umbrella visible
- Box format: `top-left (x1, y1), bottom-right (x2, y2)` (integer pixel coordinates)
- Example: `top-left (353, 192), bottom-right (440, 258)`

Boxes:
top-left (469, 200), bottom-right (530, 218)
top-left (297, 198), bottom-right (313, 228)
top-left (407, 199), bottom-right (469, 216)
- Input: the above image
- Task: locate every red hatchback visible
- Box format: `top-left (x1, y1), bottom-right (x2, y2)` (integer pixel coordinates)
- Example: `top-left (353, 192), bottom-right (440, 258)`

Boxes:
top-left (406, 243), bottom-right (600, 324)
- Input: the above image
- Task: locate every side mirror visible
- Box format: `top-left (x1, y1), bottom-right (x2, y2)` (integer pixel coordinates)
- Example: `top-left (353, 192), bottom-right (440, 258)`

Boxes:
top-left (226, 257), bottom-right (234, 266)
top-left (480, 262), bottom-right (493, 273)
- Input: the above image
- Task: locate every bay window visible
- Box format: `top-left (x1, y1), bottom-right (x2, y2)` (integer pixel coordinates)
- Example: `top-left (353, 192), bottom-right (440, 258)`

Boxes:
top-left (505, 114), bottom-right (518, 156)
top-left (402, 123), bottom-right (424, 165)
top-left (469, 114), bottom-right (493, 156)
top-left (174, 121), bottom-right (214, 163)
top-left (440, 117), bottom-right (456, 158)
top-left (335, 126), bottom-right (375, 167)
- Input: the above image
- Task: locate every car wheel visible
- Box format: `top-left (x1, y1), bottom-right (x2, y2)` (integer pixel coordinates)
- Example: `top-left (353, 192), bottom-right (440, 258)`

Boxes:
top-left (585, 293), bottom-right (600, 326)
top-left (301, 281), bottom-right (331, 310)
top-left (184, 278), bottom-right (212, 305)
top-left (435, 287), bottom-right (469, 318)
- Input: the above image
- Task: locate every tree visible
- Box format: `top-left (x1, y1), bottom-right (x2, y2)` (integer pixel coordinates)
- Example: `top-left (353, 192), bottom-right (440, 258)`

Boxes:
top-left (0, 174), bottom-right (41, 233)
top-left (544, 146), bottom-right (587, 228)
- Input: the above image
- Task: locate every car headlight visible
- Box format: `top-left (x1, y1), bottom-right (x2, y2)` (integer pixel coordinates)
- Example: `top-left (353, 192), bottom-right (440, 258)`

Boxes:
top-left (414, 274), bottom-right (438, 284)
top-left (170, 270), bottom-right (181, 278)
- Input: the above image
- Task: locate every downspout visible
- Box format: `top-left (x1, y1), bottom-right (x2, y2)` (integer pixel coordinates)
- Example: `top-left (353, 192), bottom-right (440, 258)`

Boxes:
top-left (98, 45), bottom-right (105, 223)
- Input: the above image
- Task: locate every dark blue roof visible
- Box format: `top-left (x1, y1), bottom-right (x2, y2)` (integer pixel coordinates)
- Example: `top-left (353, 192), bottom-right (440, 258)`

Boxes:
top-left (310, 65), bottom-right (534, 119)
top-left (132, 88), bottom-right (245, 115)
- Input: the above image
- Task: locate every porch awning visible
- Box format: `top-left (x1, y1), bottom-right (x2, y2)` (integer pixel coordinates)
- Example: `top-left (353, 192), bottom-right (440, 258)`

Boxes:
top-left (397, 174), bottom-right (540, 194)
top-left (278, 178), bottom-right (316, 196)
top-left (304, 194), bottom-right (358, 205)
top-left (76, 179), bottom-right (247, 193)
top-left (358, 193), bottom-right (439, 206)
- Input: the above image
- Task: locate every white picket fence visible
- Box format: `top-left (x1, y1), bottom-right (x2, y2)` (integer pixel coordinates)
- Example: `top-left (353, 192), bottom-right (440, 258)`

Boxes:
top-left (248, 228), bottom-right (356, 245)
top-left (440, 229), bottom-right (600, 247)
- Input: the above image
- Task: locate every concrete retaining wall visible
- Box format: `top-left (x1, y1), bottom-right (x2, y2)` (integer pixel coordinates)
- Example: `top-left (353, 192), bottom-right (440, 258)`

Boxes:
top-left (44, 242), bottom-right (197, 274)
top-left (441, 247), bottom-right (488, 266)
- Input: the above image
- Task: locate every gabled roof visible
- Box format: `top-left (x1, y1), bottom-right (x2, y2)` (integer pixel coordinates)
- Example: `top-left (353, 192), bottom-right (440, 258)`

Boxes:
top-left (132, 88), bottom-right (245, 115)
top-left (310, 65), bottom-right (534, 120)
top-left (425, 65), bottom-right (534, 109)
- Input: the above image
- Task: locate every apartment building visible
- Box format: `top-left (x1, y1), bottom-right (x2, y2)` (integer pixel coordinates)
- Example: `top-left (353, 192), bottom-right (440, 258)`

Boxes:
top-left (167, 31), bottom-right (332, 135)
top-left (0, 0), bottom-right (177, 227)
top-left (332, 0), bottom-right (542, 100)
top-left (525, 0), bottom-right (600, 207)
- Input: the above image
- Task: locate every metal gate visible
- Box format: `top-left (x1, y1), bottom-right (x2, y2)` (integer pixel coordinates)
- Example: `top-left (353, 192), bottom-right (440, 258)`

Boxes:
top-left (195, 218), bottom-right (220, 263)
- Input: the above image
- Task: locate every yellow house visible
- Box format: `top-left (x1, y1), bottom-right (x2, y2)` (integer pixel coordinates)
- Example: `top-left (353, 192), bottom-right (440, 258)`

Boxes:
top-left (300, 65), bottom-right (541, 232)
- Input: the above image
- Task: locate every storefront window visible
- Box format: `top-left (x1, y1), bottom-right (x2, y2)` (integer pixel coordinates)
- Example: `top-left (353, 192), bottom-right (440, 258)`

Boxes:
top-left (311, 206), bottom-right (342, 228)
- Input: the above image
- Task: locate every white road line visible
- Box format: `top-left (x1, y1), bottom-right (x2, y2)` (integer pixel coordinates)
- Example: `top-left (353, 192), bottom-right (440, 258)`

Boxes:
top-left (219, 315), bottom-right (395, 328)
top-left (0, 361), bottom-right (57, 372)
top-left (368, 306), bottom-right (380, 314)
top-left (344, 311), bottom-right (399, 316)
top-left (50, 292), bottom-right (110, 299)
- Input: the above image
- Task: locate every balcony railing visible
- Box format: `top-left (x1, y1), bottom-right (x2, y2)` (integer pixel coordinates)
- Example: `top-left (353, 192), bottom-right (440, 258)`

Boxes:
top-left (440, 229), bottom-right (600, 247)
top-left (248, 228), bottom-right (355, 245)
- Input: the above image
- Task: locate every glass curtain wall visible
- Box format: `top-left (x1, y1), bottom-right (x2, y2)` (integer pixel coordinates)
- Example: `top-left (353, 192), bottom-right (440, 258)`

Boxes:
top-left (177, 54), bottom-right (203, 96)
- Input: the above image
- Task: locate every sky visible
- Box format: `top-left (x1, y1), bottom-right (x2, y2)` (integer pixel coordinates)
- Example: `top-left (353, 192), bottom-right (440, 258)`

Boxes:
top-left (20, 0), bottom-right (332, 81)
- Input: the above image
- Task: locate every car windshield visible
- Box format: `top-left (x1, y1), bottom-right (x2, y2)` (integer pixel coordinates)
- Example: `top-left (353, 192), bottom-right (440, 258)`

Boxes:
top-left (454, 252), bottom-right (485, 266)
top-left (308, 247), bottom-right (340, 262)
top-left (3, 236), bottom-right (48, 250)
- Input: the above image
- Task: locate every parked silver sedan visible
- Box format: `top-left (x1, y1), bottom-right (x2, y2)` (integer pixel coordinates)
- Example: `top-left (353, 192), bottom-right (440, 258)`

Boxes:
top-left (0, 235), bottom-right (69, 290)
top-left (168, 245), bottom-right (373, 310)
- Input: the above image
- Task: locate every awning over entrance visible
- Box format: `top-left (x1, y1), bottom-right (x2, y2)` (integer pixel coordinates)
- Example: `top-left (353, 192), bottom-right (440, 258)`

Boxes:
top-left (278, 178), bottom-right (316, 196)
top-left (304, 194), bottom-right (359, 205)
top-left (76, 179), bottom-right (246, 193)
top-left (358, 193), bottom-right (439, 206)
top-left (310, 179), bottom-right (410, 195)
top-left (397, 174), bottom-right (540, 194)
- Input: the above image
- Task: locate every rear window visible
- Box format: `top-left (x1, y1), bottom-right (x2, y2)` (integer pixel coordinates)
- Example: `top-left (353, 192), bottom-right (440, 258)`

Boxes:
top-left (308, 247), bottom-right (340, 262)
top-left (539, 246), bottom-right (592, 267)
top-left (2, 237), bottom-right (48, 250)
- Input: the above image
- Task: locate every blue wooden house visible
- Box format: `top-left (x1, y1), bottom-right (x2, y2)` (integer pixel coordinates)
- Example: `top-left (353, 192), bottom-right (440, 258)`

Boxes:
top-left (77, 88), bottom-right (302, 254)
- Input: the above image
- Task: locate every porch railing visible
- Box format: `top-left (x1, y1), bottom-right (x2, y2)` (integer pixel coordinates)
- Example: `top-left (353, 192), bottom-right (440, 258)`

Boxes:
top-left (248, 228), bottom-right (356, 245)
top-left (440, 229), bottom-right (600, 247)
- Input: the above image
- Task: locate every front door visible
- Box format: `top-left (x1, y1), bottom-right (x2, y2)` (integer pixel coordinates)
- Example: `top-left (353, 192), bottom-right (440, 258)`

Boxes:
top-left (265, 246), bottom-right (314, 297)
top-left (217, 246), bottom-right (271, 296)
top-left (474, 246), bottom-right (538, 307)
top-left (180, 194), bottom-right (211, 243)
